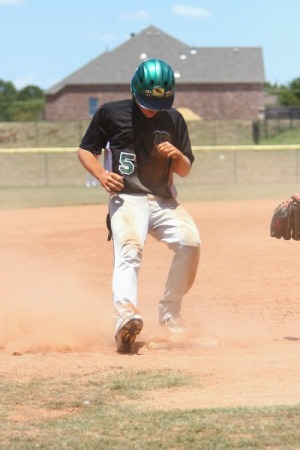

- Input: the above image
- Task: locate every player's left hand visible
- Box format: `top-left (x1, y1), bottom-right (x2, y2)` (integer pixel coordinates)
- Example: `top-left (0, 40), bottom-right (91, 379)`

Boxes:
top-left (156, 142), bottom-right (182, 159)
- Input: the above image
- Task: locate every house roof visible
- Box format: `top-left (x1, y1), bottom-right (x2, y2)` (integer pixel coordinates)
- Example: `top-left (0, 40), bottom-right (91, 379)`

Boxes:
top-left (46, 25), bottom-right (265, 95)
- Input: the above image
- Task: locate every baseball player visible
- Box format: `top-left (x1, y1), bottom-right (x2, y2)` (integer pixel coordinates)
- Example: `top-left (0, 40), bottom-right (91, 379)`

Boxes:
top-left (78, 58), bottom-right (200, 354)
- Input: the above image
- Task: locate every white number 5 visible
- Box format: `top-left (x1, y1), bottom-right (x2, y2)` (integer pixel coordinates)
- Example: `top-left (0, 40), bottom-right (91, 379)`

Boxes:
top-left (119, 152), bottom-right (136, 175)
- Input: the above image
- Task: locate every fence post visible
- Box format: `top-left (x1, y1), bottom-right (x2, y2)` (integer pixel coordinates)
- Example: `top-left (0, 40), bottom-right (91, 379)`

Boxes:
top-left (44, 152), bottom-right (49, 186)
top-left (233, 150), bottom-right (238, 183)
top-left (34, 121), bottom-right (38, 147)
top-left (212, 120), bottom-right (217, 145)
top-left (252, 120), bottom-right (260, 144)
top-left (296, 149), bottom-right (300, 183)
top-left (264, 120), bottom-right (268, 139)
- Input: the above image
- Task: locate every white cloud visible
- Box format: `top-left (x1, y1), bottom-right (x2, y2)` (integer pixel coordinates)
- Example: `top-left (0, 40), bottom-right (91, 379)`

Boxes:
top-left (172, 5), bottom-right (212, 18)
top-left (13, 73), bottom-right (38, 89)
top-left (0, 0), bottom-right (25, 5)
top-left (86, 32), bottom-right (115, 42)
top-left (14, 74), bottom-right (59, 90)
top-left (119, 9), bottom-right (152, 21)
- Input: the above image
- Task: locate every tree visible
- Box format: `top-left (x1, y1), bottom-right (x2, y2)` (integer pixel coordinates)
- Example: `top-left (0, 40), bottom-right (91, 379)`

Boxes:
top-left (277, 86), bottom-right (299, 106)
top-left (277, 77), bottom-right (300, 106)
top-left (0, 80), bottom-right (17, 121)
top-left (17, 85), bottom-right (44, 101)
top-left (289, 77), bottom-right (300, 102)
top-left (0, 80), bottom-right (45, 121)
top-left (8, 99), bottom-right (45, 121)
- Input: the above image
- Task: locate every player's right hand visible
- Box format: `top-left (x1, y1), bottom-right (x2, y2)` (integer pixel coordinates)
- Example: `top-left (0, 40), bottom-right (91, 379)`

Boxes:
top-left (99, 171), bottom-right (124, 193)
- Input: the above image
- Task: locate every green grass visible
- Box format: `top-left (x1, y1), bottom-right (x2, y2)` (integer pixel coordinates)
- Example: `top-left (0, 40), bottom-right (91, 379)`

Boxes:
top-left (0, 186), bottom-right (109, 209)
top-left (260, 126), bottom-right (300, 145)
top-left (0, 183), bottom-right (299, 210)
top-left (0, 368), bottom-right (299, 449)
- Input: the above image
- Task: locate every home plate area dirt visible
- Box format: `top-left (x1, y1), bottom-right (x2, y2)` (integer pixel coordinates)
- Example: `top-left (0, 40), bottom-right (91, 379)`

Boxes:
top-left (0, 200), bottom-right (300, 409)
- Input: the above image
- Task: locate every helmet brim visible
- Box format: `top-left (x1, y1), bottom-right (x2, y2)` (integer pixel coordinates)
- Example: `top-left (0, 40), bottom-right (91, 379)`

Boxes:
top-left (134, 93), bottom-right (174, 111)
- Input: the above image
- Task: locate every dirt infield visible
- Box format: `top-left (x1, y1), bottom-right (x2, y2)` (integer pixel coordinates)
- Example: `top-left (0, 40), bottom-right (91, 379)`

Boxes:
top-left (1, 200), bottom-right (300, 409)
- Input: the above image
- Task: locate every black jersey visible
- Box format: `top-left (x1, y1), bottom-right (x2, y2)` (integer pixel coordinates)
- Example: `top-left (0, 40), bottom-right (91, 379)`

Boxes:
top-left (80, 99), bottom-right (194, 198)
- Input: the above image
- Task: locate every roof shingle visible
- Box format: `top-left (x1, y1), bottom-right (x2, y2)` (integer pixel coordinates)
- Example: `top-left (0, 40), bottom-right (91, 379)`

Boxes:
top-left (47, 25), bottom-right (265, 95)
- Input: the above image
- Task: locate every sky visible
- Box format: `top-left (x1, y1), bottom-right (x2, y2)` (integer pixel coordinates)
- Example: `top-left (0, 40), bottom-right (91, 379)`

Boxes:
top-left (1, 0), bottom-right (299, 91)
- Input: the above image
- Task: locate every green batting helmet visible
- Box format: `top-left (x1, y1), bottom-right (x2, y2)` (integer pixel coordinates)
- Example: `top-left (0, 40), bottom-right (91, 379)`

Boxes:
top-left (131, 58), bottom-right (175, 110)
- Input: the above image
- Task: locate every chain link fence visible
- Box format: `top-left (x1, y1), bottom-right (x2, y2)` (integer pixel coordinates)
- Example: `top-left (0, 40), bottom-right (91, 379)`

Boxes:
top-left (1, 116), bottom-right (300, 147)
top-left (1, 146), bottom-right (299, 187)
top-left (0, 119), bottom-right (257, 148)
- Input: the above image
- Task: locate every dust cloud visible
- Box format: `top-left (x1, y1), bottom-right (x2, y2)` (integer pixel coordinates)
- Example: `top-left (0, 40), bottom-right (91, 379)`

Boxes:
top-left (0, 250), bottom-right (113, 354)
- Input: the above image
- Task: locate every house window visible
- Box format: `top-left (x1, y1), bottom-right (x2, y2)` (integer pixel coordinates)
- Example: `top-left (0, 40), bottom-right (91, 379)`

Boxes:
top-left (89, 97), bottom-right (98, 116)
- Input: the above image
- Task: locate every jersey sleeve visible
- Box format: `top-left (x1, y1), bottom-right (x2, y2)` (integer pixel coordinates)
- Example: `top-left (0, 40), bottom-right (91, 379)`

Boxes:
top-left (173, 112), bottom-right (194, 165)
top-left (79, 107), bottom-right (109, 155)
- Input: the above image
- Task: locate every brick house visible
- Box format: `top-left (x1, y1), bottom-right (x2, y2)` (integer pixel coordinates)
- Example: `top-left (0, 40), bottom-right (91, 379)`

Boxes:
top-left (45, 25), bottom-right (265, 121)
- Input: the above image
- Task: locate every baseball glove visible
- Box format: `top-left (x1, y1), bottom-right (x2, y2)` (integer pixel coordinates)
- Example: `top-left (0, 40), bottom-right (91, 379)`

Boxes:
top-left (270, 193), bottom-right (300, 240)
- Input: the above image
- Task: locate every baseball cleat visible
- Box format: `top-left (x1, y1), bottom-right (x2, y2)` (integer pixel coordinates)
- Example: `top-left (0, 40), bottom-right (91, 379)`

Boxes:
top-left (115, 315), bottom-right (143, 354)
top-left (160, 317), bottom-right (187, 335)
